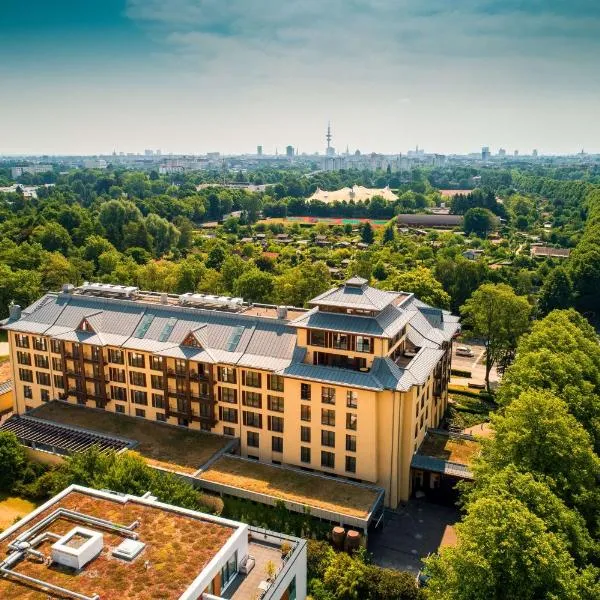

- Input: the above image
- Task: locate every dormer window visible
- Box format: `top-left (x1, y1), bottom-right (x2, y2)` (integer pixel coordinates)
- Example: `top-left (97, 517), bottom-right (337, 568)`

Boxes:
top-left (78, 318), bottom-right (95, 333)
top-left (182, 331), bottom-right (202, 349)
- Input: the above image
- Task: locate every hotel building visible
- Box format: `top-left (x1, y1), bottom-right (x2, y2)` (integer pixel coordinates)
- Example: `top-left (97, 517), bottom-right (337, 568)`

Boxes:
top-left (2, 278), bottom-right (459, 507)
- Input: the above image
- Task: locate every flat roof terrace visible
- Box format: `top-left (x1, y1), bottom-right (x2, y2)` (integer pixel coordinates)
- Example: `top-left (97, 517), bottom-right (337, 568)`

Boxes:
top-left (197, 455), bottom-right (384, 530)
top-left (0, 488), bottom-right (236, 600)
top-left (30, 402), bottom-right (234, 474)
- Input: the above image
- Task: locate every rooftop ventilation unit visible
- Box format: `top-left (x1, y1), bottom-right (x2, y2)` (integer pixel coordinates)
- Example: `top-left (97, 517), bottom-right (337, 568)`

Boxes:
top-left (179, 293), bottom-right (245, 310)
top-left (51, 527), bottom-right (104, 570)
top-left (78, 283), bottom-right (139, 299)
top-left (112, 539), bottom-right (146, 561)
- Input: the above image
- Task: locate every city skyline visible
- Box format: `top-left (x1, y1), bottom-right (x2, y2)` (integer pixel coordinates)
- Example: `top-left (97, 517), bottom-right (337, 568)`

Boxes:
top-left (2, 1), bottom-right (600, 155)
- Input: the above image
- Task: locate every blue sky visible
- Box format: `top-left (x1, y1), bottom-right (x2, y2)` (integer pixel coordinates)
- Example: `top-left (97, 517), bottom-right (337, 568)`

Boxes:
top-left (1, 0), bottom-right (599, 155)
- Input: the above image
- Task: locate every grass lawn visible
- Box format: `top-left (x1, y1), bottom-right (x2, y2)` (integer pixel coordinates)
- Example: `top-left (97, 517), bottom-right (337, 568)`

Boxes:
top-left (199, 455), bottom-right (379, 519)
top-left (0, 496), bottom-right (37, 531)
top-left (446, 393), bottom-right (496, 430)
top-left (419, 432), bottom-right (481, 467)
top-left (32, 402), bottom-right (230, 474)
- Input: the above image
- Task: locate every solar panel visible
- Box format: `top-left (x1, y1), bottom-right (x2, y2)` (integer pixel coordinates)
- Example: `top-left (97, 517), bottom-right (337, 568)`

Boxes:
top-left (226, 326), bottom-right (245, 351)
top-left (158, 317), bottom-right (177, 342)
top-left (134, 313), bottom-right (155, 338)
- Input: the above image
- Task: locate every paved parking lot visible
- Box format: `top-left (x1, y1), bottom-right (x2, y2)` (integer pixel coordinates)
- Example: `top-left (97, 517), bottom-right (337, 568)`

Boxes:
top-left (450, 342), bottom-right (498, 388)
top-left (369, 500), bottom-right (460, 574)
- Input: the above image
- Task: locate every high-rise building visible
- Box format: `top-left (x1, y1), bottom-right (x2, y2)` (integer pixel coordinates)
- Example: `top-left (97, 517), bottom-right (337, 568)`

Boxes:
top-left (481, 147), bottom-right (491, 160)
top-left (257, 145), bottom-right (263, 156)
top-left (144, 149), bottom-right (154, 156)
top-left (286, 145), bottom-right (294, 157)
top-left (498, 148), bottom-right (506, 157)
top-left (2, 278), bottom-right (459, 507)
top-left (532, 149), bottom-right (538, 157)
top-left (514, 150), bottom-right (519, 156)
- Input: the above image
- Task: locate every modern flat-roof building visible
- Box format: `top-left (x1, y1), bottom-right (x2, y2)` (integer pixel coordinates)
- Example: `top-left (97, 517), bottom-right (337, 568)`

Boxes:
top-left (2, 278), bottom-right (459, 506)
top-left (0, 484), bottom-right (306, 600)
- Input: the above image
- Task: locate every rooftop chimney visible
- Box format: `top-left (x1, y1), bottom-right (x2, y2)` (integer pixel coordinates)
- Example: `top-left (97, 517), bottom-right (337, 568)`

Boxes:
top-left (9, 304), bottom-right (21, 321)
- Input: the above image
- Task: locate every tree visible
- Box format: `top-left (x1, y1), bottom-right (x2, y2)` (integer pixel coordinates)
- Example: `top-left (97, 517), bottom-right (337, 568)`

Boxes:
top-left (382, 225), bottom-right (395, 244)
top-left (0, 432), bottom-right (27, 491)
top-left (234, 268), bottom-right (274, 303)
top-left (98, 200), bottom-right (143, 249)
top-left (463, 207), bottom-right (497, 238)
top-left (274, 262), bottom-right (332, 307)
top-left (145, 213), bottom-right (180, 256)
top-left (32, 222), bottom-right (72, 253)
top-left (537, 267), bottom-right (573, 315)
top-left (479, 390), bottom-right (600, 513)
top-left (361, 222), bottom-right (374, 244)
top-left (206, 245), bottom-right (226, 270)
top-left (498, 310), bottom-right (600, 451)
top-left (381, 267), bottom-right (450, 309)
top-left (423, 495), bottom-right (582, 600)
top-left (221, 255), bottom-right (248, 293)
top-left (461, 283), bottom-right (530, 391)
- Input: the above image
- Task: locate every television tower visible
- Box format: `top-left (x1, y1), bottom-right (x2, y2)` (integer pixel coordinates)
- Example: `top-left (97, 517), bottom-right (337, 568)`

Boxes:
top-left (325, 122), bottom-right (334, 156)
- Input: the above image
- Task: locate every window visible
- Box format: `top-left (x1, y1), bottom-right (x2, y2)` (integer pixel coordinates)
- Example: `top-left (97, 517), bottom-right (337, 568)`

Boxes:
top-left (268, 395), bottom-right (284, 412)
top-left (108, 349), bottom-right (124, 364)
top-left (51, 339), bottom-right (61, 354)
top-left (218, 366), bottom-right (236, 384)
top-left (23, 385), bottom-right (33, 399)
top-left (301, 426), bottom-right (311, 443)
top-left (221, 551), bottom-right (237, 587)
top-left (267, 374), bottom-right (284, 392)
top-left (151, 375), bottom-right (164, 390)
top-left (152, 393), bottom-right (164, 409)
top-left (15, 334), bottom-right (29, 349)
top-left (300, 405), bottom-right (311, 422)
top-left (346, 413), bottom-right (358, 431)
top-left (272, 436), bottom-right (284, 452)
top-left (34, 354), bottom-right (49, 369)
top-left (150, 355), bottom-right (163, 371)
top-left (178, 417), bottom-right (189, 427)
top-left (156, 413), bottom-right (166, 422)
top-left (129, 371), bottom-right (146, 387)
top-left (72, 343), bottom-right (81, 359)
top-left (53, 375), bottom-right (64, 389)
top-left (332, 333), bottom-right (349, 350)
top-left (321, 409), bottom-right (335, 427)
top-left (128, 352), bottom-right (145, 368)
top-left (268, 415), bottom-right (284, 433)
top-left (131, 390), bottom-right (148, 405)
top-left (242, 391), bottom-right (262, 408)
top-left (345, 456), bottom-right (357, 473)
top-left (247, 431), bottom-right (260, 448)
top-left (321, 430), bottom-right (335, 448)
top-left (219, 387), bottom-right (237, 404)
top-left (301, 447), bottom-right (311, 463)
top-left (91, 346), bottom-right (101, 361)
top-left (321, 451), bottom-right (335, 469)
top-left (111, 386), bottom-right (127, 401)
top-left (346, 391), bottom-right (358, 408)
top-left (309, 330), bottom-right (326, 347)
top-left (17, 352), bottom-right (31, 366)
top-left (346, 434), bottom-right (357, 452)
top-left (36, 372), bottom-right (50, 386)
top-left (301, 383), bottom-right (311, 401)
top-left (135, 408), bottom-right (146, 418)
top-left (175, 358), bottom-right (187, 375)
top-left (33, 337), bottom-right (47, 351)
top-left (219, 407), bottom-right (239, 424)
top-left (243, 370), bottom-right (261, 388)
top-left (321, 387), bottom-right (336, 404)
top-left (243, 411), bottom-right (262, 428)
top-left (223, 426), bottom-right (235, 436)
top-left (52, 357), bottom-right (62, 371)
top-left (115, 404), bottom-right (125, 414)
top-left (109, 367), bottom-right (126, 383)
top-left (356, 336), bottom-right (372, 353)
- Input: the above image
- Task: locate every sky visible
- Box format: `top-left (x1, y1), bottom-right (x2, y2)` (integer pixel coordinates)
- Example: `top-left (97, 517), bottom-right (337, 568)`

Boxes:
top-left (1, 0), bottom-right (599, 156)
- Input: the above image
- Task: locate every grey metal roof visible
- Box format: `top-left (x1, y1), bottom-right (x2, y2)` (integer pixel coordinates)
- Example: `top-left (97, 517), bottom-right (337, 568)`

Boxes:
top-left (309, 280), bottom-right (401, 311)
top-left (0, 379), bottom-right (12, 395)
top-left (410, 454), bottom-right (473, 479)
top-left (280, 362), bottom-right (384, 391)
